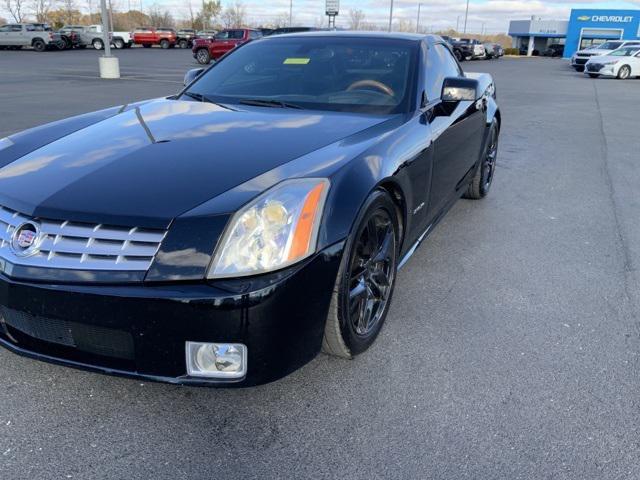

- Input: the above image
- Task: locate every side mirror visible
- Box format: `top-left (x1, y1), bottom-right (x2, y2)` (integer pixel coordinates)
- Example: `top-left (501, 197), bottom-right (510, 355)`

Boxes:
top-left (441, 77), bottom-right (480, 102)
top-left (183, 68), bottom-right (204, 86)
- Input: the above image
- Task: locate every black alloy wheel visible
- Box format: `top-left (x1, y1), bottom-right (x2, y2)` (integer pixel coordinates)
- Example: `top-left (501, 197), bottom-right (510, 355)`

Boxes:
top-left (464, 119), bottom-right (499, 199)
top-left (348, 210), bottom-right (396, 337)
top-left (32, 39), bottom-right (46, 52)
top-left (322, 190), bottom-right (399, 358)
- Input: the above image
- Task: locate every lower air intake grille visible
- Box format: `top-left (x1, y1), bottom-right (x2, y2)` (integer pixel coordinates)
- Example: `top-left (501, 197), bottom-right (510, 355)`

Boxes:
top-left (0, 306), bottom-right (134, 360)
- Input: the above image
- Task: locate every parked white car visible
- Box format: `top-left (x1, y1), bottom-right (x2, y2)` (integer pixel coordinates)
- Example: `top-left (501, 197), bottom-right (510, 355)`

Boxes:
top-left (585, 46), bottom-right (640, 79)
top-left (571, 40), bottom-right (640, 71)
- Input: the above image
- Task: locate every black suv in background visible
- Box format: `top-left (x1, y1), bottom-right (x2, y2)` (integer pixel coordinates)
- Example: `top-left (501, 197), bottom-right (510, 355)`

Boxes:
top-left (543, 44), bottom-right (564, 57)
top-left (441, 35), bottom-right (473, 62)
top-left (177, 29), bottom-right (196, 49)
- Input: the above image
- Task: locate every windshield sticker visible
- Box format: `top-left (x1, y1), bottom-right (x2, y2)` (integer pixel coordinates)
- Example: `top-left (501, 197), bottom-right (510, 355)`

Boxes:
top-left (283, 58), bottom-right (311, 65)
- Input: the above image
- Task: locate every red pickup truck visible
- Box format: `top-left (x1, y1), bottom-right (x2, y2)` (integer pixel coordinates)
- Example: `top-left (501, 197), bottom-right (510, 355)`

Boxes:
top-left (192, 28), bottom-right (262, 64)
top-left (133, 27), bottom-right (177, 49)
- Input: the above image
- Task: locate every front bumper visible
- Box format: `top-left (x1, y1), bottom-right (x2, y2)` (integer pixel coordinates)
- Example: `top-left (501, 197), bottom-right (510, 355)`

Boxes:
top-left (0, 242), bottom-right (344, 387)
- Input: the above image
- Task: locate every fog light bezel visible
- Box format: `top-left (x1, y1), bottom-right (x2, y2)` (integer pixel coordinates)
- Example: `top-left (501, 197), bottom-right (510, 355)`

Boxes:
top-left (185, 342), bottom-right (248, 380)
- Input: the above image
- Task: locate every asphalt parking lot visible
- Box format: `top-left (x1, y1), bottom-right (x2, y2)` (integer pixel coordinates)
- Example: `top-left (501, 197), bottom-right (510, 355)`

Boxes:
top-left (1, 49), bottom-right (640, 479)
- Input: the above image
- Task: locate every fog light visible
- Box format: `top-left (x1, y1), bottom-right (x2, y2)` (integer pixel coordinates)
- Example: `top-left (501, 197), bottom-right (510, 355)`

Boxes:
top-left (186, 342), bottom-right (247, 379)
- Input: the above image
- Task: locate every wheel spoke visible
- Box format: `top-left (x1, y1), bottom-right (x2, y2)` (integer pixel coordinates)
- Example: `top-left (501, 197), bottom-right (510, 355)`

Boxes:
top-left (349, 277), bottom-right (367, 303)
top-left (365, 217), bottom-right (379, 256)
top-left (372, 225), bottom-right (393, 264)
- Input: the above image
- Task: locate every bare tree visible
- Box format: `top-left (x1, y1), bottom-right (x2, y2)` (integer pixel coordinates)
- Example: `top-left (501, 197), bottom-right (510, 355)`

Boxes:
top-left (148, 3), bottom-right (174, 27)
top-left (4, 0), bottom-right (26, 22)
top-left (186, 0), bottom-right (194, 29)
top-left (31, 0), bottom-right (53, 22)
top-left (62, 0), bottom-right (76, 23)
top-left (220, 1), bottom-right (245, 28)
top-left (196, 0), bottom-right (221, 30)
top-left (348, 9), bottom-right (365, 30)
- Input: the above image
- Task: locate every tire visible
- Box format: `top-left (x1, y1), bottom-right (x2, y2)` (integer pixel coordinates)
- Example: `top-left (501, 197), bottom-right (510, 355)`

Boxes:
top-left (617, 65), bottom-right (631, 80)
top-left (113, 39), bottom-right (124, 49)
top-left (195, 48), bottom-right (211, 65)
top-left (143, 44), bottom-right (152, 48)
top-left (322, 190), bottom-right (399, 358)
top-left (179, 39), bottom-right (188, 49)
top-left (92, 39), bottom-right (104, 50)
top-left (160, 39), bottom-right (169, 49)
top-left (464, 119), bottom-right (499, 200)
top-left (588, 74), bottom-right (599, 79)
top-left (454, 49), bottom-right (463, 62)
top-left (32, 39), bottom-right (46, 52)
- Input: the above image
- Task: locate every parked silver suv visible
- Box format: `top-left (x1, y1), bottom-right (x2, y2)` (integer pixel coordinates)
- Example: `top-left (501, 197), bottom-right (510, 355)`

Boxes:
top-left (571, 40), bottom-right (640, 72)
top-left (0, 23), bottom-right (59, 51)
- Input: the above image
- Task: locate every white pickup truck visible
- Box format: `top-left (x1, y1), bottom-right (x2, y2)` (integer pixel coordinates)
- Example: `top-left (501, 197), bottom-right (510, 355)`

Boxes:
top-left (59, 24), bottom-right (133, 50)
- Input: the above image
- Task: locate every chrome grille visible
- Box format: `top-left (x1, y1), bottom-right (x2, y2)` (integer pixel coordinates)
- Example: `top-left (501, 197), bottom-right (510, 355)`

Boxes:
top-left (0, 205), bottom-right (166, 271)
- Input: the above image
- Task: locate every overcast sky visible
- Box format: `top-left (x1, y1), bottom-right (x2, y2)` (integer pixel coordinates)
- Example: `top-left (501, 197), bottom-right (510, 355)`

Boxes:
top-left (3, 0), bottom-right (640, 33)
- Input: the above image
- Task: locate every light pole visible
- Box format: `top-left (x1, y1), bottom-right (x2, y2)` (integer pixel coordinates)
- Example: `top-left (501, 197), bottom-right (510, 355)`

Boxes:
top-left (463, 0), bottom-right (470, 34)
top-left (388, 0), bottom-right (394, 32)
top-left (98, 0), bottom-right (119, 78)
top-left (416, 3), bottom-right (422, 33)
top-left (289, 0), bottom-right (293, 27)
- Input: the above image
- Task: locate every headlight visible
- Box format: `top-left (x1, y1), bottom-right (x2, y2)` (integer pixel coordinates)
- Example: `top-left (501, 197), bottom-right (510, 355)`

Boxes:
top-left (208, 178), bottom-right (329, 278)
top-left (601, 60), bottom-right (619, 65)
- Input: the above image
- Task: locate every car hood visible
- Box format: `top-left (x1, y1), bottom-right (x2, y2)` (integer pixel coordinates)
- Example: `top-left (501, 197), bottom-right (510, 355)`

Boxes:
top-left (586, 54), bottom-right (620, 63)
top-left (0, 99), bottom-right (393, 229)
top-left (577, 49), bottom-right (612, 56)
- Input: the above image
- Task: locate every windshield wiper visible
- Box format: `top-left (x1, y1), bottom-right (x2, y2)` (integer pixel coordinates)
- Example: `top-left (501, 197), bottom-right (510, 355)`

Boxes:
top-left (238, 98), bottom-right (304, 109)
top-left (182, 91), bottom-right (215, 103)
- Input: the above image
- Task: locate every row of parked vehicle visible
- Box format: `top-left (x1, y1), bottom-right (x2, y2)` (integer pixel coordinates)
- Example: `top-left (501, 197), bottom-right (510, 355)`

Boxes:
top-left (0, 22), bottom-right (323, 53)
top-left (570, 40), bottom-right (640, 80)
top-left (0, 23), bottom-right (134, 51)
top-left (440, 37), bottom-right (504, 62)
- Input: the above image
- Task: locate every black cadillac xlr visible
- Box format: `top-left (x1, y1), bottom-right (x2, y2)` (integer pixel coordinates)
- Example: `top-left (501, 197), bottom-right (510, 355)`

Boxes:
top-left (0, 33), bottom-right (500, 386)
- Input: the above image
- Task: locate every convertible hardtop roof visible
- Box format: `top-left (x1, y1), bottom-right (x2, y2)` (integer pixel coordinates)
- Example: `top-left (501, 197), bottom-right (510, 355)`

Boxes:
top-left (262, 30), bottom-right (441, 43)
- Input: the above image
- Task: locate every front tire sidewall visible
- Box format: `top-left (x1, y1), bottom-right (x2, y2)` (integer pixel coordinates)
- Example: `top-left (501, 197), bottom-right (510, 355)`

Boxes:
top-left (160, 40), bottom-right (169, 49)
top-left (618, 66), bottom-right (631, 80)
top-left (331, 190), bottom-right (399, 357)
top-left (196, 49), bottom-right (211, 65)
top-left (93, 39), bottom-right (103, 50)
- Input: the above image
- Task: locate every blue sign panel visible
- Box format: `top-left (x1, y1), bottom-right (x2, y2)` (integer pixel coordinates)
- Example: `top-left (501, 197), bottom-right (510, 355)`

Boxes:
top-left (565, 9), bottom-right (640, 57)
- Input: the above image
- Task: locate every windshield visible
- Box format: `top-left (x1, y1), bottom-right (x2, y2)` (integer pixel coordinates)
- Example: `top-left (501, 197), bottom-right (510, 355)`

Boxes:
top-left (184, 36), bottom-right (417, 114)
top-left (599, 42), bottom-right (623, 50)
top-left (610, 47), bottom-right (640, 56)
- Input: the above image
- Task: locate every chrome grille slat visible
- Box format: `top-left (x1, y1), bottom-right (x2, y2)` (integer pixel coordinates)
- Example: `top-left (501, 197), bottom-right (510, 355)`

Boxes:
top-left (0, 204), bottom-right (166, 272)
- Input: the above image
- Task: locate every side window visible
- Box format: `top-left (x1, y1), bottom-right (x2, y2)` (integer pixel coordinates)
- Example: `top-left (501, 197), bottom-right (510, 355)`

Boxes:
top-left (0, 26), bottom-right (8, 32)
top-left (425, 43), bottom-right (461, 102)
top-left (437, 44), bottom-right (462, 78)
top-left (249, 30), bottom-right (261, 39)
top-left (230, 30), bottom-right (244, 40)
top-left (11, 25), bottom-right (23, 32)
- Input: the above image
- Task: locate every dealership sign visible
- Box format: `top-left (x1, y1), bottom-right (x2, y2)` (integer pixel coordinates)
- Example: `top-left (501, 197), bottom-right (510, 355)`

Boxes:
top-left (578, 15), bottom-right (634, 23)
top-left (326, 0), bottom-right (339, 15)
